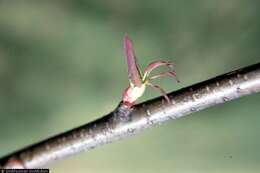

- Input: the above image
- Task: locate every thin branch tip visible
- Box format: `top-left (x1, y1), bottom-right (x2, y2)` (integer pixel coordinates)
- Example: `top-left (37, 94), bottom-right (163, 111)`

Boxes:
top-left (1, 62), bottom-right (260, 168)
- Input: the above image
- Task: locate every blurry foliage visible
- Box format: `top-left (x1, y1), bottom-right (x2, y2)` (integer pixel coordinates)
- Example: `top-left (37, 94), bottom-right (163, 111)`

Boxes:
top-left (0, 0), bottom-right (259, 172)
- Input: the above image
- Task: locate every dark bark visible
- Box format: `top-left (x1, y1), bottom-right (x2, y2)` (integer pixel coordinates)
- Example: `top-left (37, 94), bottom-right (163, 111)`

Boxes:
top-left (1, 62), bottom-right (260, 168)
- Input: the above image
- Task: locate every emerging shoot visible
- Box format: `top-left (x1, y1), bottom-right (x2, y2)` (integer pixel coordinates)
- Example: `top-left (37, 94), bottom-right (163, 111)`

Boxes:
top-left (122, 35), bottom-right (179, 107)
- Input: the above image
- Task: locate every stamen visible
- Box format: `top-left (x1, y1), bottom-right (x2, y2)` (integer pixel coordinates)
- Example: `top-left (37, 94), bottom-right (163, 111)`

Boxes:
top-left (147, 82), bottom-right (171, 104)
top-left (143, 60), bottom-right (175, 80)
top-left (149, 71), bottom-right (180, 83)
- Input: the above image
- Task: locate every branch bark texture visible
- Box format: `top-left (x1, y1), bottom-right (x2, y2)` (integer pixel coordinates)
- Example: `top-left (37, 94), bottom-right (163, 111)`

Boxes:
top-left (1, 62), bottom-right (260, 168)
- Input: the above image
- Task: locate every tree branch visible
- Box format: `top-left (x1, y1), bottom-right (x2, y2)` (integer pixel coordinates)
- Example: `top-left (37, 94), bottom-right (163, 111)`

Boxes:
top-left (1, 62), bottom-right (260, 168)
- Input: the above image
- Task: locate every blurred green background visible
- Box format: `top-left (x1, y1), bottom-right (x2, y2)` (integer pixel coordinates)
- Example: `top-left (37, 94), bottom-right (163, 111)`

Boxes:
top-left (0, 0), bottom-right (260, 172)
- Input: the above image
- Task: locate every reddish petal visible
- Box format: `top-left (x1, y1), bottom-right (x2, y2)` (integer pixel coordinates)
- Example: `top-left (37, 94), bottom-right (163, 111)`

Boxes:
top-left (124, 34), bottom-right (142, 87)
